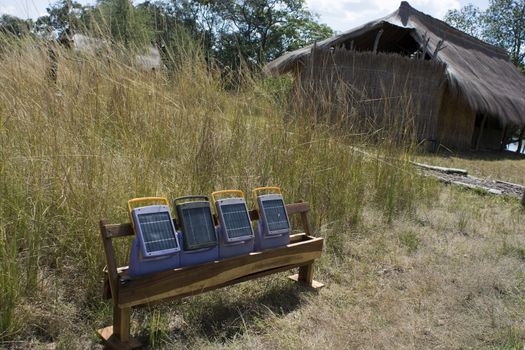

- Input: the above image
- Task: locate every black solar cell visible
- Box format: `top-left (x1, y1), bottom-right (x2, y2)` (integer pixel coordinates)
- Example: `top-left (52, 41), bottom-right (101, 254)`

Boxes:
top-left (138, 212), bottom-right (179, 253)
top-left (262, 199), bottom-right (290, 233)
top-left (221, 203), bottom-right (253, 239)
top-left (181, 206), bottom-right (217, 250)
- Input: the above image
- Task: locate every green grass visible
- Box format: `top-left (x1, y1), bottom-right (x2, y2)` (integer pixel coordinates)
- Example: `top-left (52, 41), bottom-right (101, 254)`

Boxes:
top-left (1, 36), bottom-right (524, 349)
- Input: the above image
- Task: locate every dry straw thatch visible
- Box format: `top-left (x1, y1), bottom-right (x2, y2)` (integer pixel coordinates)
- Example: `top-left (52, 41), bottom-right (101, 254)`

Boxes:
top-left (265, 1), bottom-right (525, 128)
top-left (296, 49), bottom-right (446, 143)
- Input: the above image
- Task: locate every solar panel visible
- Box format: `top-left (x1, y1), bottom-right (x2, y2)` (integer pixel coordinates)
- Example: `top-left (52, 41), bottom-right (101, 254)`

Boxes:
top-left (137, 211), bottom-right (180, 255)
top-left (179, 206), bottom-right (217, 250)
top-left (261, 198), bottom-right (290, 233)
top-left (220, 202), bottom-right (253, 241)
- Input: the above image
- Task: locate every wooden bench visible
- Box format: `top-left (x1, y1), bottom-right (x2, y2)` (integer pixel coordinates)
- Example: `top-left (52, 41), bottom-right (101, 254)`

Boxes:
top-left (98, 202), bottom-right (324, 349)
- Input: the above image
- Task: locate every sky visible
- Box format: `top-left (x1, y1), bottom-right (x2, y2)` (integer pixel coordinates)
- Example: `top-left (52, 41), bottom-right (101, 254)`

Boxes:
top-left (0, 0), bottom-right (489, 32)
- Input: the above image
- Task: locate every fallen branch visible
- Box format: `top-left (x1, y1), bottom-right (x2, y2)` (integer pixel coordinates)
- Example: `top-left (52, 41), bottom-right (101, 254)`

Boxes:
top-left (410, 161), bottom-right (468, 175)
top-left (436, 177), bottom-right (503, 195)
top-left (495, 179), bottom-right (525, 189)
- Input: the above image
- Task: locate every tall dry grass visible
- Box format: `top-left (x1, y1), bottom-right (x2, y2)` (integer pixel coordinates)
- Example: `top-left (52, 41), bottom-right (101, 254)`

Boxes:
top-left (0, 34), bottom-right (434, 345)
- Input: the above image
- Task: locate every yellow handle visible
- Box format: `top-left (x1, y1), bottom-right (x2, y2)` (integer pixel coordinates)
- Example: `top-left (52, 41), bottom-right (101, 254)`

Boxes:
top-left (211, 190), bottom-right (244, 206)
top-left (252, 187), bottom-right (281, 211)
top-left (127, 197), bottom-right (170, 232)
top-left (127, 197), bottom-right (169, 214)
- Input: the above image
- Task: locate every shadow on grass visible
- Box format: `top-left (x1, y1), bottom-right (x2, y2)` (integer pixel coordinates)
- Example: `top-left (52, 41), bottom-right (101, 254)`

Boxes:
top-left (136, 276), bottom-right (317, 347)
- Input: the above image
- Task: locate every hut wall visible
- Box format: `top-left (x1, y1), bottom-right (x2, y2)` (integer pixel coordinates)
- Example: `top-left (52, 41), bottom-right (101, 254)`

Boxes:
top-left (296, 49), bottom-right (447, 145)
top-left (437, 89), bottom-right (476, 150)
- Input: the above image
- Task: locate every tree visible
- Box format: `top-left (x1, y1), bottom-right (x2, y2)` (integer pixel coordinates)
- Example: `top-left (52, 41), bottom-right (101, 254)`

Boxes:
top-left (209, 0), bottom-right (333, 68)
top-left (25, 0), bottom-right (333, 70)
top-left (444, 0), bottom-right (525, 70)
top-left (443, 4), bottom-right (484, 38)
top-left (89, 0), bottom-right (153, 47)
top-left (484, 0), bottom-right (525, 68)
top-left (35, 0), bottom-right (83, 36)
top-left (0, 15), bottom-right (33, 37)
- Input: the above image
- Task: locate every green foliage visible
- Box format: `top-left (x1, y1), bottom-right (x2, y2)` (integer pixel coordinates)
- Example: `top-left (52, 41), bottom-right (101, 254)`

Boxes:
top-left (443, 4), bottom-right (484, 37)
top-left (208, 0), bottom-right (333, 68)
top-left (484, 0), bottom-right (525, 68)
top-left (444, 0), bottom-right (525, 69)
top-left (35, 0), bottom-right (83, 36)
top-left (99, 0), bottom-right (153, 47)
top-left (29, 0), bottom-right (332, 69)
top-left (0, 14), bottom-right (33, 37)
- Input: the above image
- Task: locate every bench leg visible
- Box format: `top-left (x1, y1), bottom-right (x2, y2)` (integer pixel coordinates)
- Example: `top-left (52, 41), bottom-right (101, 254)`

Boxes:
top-left (288, 261), bottom-right (325, 289)
top-left (299, 263), bottom-right (314, 284)
top-left (114, 306), bottom-right (131, 342)
top-left (97, 305), bottom-right (141, 349)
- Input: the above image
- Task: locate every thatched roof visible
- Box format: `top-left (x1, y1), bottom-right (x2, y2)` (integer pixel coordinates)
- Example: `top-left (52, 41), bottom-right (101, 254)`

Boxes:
top-left (264, 1), bottom-right (525, 126)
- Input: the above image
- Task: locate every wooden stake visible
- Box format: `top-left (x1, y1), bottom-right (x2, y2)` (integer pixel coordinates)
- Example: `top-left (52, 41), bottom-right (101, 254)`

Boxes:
top-left (500, 125), bottom-right (508, 152)
top-left (373, 29), bottom-right (384, 54)
top-left (517, 127), bottom-right (524, 154)
top-left (432, 39), bottom-right (446, 59)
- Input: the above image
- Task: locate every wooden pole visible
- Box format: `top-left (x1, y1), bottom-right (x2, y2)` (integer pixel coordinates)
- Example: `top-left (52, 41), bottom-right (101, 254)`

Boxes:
top-left (475, 114), bottom-right (487, 150)
top-left (522, 189), bottom-right (525, 206)
top-left (373, 29), bottom-right (384, 54)
top-left (517, 127), bottom-right (524, 154)
top-left (432, 39), bottom-right (445, 59)
top-left (500, 125), bottom-right (508, 152)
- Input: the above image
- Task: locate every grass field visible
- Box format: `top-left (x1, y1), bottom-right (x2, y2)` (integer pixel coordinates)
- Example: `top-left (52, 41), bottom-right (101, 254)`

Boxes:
top-left (1, 38), bottom-right (524, 349)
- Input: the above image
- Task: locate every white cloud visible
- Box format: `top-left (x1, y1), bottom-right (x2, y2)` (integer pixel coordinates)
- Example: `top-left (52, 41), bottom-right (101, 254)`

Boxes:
top-left (0, 0), bottom-right (49, 19)
top-left (0, 0), bottom-right (95, 19)
top-left (307, 0), bottom-right (464, 32)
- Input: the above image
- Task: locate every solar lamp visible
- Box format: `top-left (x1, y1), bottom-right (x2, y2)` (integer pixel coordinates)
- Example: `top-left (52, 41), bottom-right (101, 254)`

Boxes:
top-left (127, 197), bottom-right (181, 277)
top-left (173, 195), bottom-right (219, 266)
top-left (252, 187), bottom-right (291, 251)
top-left (211, 190), bottom-right (255, 259)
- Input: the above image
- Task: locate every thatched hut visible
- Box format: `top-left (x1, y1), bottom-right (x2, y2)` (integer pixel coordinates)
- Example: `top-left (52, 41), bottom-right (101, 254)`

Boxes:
top-left (264, 1), bottom-right (525, 152)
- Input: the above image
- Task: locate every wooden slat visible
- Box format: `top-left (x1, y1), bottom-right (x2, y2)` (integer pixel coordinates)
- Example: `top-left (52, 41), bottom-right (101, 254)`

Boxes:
top-left (129, 261), bottom-right (315, 308)
top-left (289, 233), bottom-right (307, 244)
top-left (103, 223), bottom-right (134, 238)
top-left (288, 274), bottom-right (325, 289)
top-left (118, 236), bottom-right (323, 308)
top-left (285, 202), bottom-right (310, 215)
top-left (300, 211), bottom-right (312, 236)
top-left (100, 220), bottom-right (119, 301)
